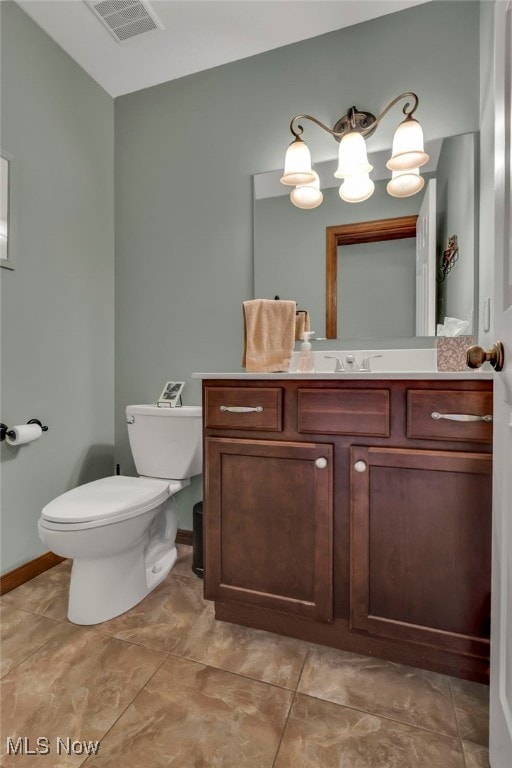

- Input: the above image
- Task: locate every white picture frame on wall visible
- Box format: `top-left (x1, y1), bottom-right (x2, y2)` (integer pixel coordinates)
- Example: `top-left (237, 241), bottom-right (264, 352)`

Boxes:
top-left (0, 151), bottom-right (14, 270)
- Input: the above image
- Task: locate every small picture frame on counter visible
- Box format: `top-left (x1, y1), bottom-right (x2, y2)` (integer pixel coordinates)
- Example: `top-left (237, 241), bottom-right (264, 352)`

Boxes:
top-left (157, 381), bottom-right (185, 408)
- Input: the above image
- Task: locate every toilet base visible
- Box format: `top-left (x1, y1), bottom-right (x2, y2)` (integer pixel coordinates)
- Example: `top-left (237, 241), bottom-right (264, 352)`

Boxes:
top-left (38, 485), bottom-right (183, 626)
top-left (67, 542), bottom-right (178, 625)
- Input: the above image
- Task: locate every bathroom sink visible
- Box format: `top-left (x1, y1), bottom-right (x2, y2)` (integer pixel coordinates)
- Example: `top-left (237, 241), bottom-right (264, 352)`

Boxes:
top-left (289, 348), bottom-right (438, 374)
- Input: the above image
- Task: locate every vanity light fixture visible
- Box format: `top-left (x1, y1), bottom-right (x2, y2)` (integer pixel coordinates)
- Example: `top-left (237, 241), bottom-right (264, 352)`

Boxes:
top-left (387, 167), bottom-right (425, 198)
top-left (280, 92), bottom-right (429, 207)
top-left (290, 170), bottom-right (324, 209)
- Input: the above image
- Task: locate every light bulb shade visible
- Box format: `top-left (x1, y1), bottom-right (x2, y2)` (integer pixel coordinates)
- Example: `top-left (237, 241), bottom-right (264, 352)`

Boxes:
top-left (339, 173), bottom-right (375, 203)
top-left (386, 117), bottom-right (429, 171)
top-left (290, 171), bottom-right (323, 209)
top-left (387, 167), bottom-right (425, 198)
top-left (334, 131), bottom-right (373, 178)
top-left (280, 137), bottom-right (316, 186)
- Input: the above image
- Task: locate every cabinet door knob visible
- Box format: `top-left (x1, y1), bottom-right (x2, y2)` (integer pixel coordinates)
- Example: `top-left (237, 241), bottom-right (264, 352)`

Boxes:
top-left (354, 461), bottom-right (367, 473)
top-left (315, 457), bottom-right (328, 469)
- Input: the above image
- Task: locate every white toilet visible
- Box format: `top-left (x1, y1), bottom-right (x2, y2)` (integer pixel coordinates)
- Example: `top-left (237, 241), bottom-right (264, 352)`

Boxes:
top-left (38, 404), bottom-right (202, 625)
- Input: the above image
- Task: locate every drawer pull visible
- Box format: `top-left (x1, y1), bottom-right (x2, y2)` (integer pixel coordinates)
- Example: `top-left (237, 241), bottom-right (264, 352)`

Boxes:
top-left (220, 405), bottom-right (264, 414)
top-left (315, 457), bottom-right (328, 469)
top-left (354, 461), bottom-right (367, 473)
top-left (431, 412), bottom-right (493, 423)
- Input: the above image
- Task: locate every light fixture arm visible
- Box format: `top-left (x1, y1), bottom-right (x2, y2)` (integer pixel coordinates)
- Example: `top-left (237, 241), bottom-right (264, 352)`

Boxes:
top-left (289, 113), bottom-right (342, 140)
top-left (359, 91), bottom-right (419, 137)
top-left (288, 91), bottom-right (420, 140)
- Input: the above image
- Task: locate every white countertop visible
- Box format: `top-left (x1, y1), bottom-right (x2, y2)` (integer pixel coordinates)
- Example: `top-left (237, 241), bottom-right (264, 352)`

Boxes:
top-left (192, 371), bottom-right (493, 381)
top-left (193, 347), bottom-right (494, 380)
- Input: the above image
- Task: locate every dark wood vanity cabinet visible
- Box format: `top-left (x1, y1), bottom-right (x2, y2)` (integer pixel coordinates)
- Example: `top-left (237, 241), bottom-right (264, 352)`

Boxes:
top-left (205, 437), bottom-right (333, 621)
top-left (202, 378), bottom-right (493, 682)
top-left (350, 445), bottom-right (492, 658)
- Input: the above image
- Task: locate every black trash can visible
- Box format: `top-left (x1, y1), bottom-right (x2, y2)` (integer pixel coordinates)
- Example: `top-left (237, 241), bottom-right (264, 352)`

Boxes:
top-left (192, 501), bottom-right (204, 578)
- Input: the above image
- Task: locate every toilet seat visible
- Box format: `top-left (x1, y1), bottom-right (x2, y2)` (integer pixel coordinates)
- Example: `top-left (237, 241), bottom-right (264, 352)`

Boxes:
top-left (40, 476), bottom-right (171, 531)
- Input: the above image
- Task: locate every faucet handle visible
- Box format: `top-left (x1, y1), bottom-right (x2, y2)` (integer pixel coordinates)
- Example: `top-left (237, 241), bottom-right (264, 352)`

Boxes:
top-left (324, 355), bottom-right (345, 372)
top-left (359, 354), bottom-right (383, 372)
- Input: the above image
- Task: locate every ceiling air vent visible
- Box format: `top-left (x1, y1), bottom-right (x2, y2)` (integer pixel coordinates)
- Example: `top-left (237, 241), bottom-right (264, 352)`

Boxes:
top-left (85, 0), bottom-right (164, 43)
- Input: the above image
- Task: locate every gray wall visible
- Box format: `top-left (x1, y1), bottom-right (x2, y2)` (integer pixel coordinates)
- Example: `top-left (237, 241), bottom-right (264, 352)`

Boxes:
top-left (114, 0), bottom-right (481, 528)
top-left (0, 3), bottom-right (115, 573)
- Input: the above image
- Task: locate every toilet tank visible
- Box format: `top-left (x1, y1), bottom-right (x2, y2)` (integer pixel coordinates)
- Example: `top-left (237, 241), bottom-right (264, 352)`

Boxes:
top-left (126, 405), bottom-right (202, 480)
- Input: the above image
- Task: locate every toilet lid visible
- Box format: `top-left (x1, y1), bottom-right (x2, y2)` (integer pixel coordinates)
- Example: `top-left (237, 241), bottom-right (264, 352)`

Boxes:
top-left (41, 476), bottom-right (170, 524)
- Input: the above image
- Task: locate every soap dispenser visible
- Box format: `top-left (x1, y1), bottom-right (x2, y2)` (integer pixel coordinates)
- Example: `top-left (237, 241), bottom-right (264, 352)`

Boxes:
top-left (297, 331), bottom-right (315, 373)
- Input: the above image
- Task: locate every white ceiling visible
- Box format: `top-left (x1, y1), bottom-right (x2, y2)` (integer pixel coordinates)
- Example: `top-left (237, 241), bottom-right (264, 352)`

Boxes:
top-left (16, 0), bottom-right (430, 98)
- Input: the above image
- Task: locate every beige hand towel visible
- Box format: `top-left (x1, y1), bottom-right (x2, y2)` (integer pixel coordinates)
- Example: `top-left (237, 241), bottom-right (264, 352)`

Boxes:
top-left (243, 299), bottom-right (296, 372)
top-left (295, 310), bottom-right (310, 341)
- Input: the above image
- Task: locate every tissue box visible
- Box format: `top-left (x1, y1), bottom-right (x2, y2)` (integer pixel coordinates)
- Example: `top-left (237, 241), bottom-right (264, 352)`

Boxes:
top-left (436, 336), bottom-right (475, 371)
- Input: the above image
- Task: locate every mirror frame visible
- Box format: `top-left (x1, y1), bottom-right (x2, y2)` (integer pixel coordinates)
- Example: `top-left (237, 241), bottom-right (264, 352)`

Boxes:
top-left (0, 150), bottom-right (15, 270)
top-left (326, 215), bottom-right (418, 338)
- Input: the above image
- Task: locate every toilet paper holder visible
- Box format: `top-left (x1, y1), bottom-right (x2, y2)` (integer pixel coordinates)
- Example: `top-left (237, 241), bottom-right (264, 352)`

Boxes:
top-left (0, 418), bottom-right (49, 442)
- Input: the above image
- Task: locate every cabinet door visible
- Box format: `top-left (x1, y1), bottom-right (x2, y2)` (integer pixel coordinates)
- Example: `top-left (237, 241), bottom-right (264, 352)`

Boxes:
top-left (350, 447), bottom-right (492, 658)
top-left (205, 437), bottom-right (333, 622)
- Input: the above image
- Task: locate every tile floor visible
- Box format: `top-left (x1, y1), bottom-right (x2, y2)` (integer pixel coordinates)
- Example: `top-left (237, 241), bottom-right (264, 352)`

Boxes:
top-left (1, 546), bottom-right (490, 767)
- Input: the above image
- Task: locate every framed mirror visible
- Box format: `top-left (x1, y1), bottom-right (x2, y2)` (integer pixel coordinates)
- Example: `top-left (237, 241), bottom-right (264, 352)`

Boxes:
top-left (253, 132), bottom-right (478, 344)
top-left (0, 151), bottom-right (14, 270)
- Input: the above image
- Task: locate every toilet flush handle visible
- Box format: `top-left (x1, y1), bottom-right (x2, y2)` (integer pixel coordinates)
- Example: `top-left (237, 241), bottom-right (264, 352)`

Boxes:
top-left (126, 414), bottom-right (135, 424)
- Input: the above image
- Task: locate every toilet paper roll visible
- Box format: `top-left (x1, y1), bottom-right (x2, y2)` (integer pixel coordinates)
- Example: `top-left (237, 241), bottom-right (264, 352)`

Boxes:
top-left (6, 423), bottom-right (42, 446)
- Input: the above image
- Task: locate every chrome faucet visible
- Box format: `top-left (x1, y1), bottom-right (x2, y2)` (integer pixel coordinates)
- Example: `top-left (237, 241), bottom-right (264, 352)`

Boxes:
top-left (324, 355), bottom-right (345, 372)
top-left (344, 354), bottom-right (359, 371)
top-left (324, 353), bottom-right (383, 373)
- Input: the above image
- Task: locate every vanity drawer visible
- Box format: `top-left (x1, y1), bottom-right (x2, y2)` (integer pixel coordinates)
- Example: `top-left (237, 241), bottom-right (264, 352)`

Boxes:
top-left (407, 389), bottom-right (493, 442)
top-left (298, 388), bottom-right (390, 436)
top-left (205, 387), bottom-right (283, 431)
